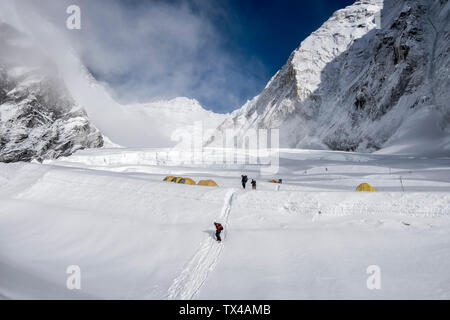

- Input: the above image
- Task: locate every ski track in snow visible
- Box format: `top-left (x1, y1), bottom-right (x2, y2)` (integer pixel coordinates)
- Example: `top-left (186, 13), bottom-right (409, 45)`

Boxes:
top-left (166, 189), bottom-right (235, 300)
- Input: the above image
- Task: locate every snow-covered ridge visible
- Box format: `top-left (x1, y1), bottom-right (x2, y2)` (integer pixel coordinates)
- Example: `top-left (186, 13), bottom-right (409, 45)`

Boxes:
top-left (126, 97), bottom-right (227, 129)
top-left (130, 97), bottom-right (211, 114)
top-left (209, 0), bottom-right (450, 157)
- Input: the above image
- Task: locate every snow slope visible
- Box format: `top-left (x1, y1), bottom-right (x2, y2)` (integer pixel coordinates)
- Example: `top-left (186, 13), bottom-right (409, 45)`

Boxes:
top-left (208, 0), bottom-right (450, 156)
top-left (1, 148), bottom-right (449, 299)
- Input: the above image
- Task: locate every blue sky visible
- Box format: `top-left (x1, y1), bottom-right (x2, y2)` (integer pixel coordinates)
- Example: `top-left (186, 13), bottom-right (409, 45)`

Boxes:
top-left (211, 0), bottom-right (355, 78)
top-left (32, 0), bottom-right (355, 113)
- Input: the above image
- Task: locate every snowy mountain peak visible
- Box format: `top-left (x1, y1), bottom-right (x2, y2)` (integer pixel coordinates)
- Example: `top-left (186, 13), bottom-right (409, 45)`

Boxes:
top-left (131, 97), bottom-right (212, 115)
top-left (209, 0), bottom-right (450, 156)
top-left (290, 0), bottom-right (381, 97)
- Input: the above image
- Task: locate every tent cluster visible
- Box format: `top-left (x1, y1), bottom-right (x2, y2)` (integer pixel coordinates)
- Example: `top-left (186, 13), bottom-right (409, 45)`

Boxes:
top-left (163, 176), bottom-right (218, 187)
top-left (163, 176), bottom-right (375, 191)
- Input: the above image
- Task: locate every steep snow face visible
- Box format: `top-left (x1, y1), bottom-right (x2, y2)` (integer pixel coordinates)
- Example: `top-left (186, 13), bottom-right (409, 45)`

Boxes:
top-left (0, 24), bottom-right (103, 163)
top-left (209, 0), bottom-right (450, 156)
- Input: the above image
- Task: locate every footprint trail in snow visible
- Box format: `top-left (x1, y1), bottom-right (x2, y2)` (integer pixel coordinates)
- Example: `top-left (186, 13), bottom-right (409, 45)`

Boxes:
top-left (167, 189), bottom-right (235, 300)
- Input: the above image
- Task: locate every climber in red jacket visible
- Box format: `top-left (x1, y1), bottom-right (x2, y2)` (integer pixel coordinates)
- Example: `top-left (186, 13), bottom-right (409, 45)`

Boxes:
top-left (214, 222), bottom-right (224, 242)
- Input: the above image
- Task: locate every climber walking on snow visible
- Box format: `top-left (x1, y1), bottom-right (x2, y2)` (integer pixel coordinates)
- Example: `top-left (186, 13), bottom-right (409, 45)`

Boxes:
top-left (214, 222), bottom-right (224, 242)
top-left (251, 179), bottom-right (256, 190)
top-left (241, 175), bottom-right (248, 189)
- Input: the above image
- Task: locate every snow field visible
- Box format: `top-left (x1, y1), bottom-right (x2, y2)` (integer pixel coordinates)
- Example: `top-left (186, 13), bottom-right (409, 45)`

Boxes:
top-left (1, 148), bottom-right (450, 299)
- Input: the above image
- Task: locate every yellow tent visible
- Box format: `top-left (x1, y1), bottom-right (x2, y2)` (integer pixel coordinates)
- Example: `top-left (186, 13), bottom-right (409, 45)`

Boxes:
top-left (164, 176), bottom-right (196, 185)
top-left (177, 178), bottom-right (196, 185)
top-left (356, 183), bottom-right (376, 192)
top-left (163, 176), bottom-right (181, 183)
top-left (197, 180), bottom-right (218, 187)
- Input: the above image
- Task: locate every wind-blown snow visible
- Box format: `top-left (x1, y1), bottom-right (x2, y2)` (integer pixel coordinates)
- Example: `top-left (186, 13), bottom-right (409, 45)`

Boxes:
top-left (0, 23), bottom-right (103, 162)
top-left (1, 3), bottom-right (228, 151)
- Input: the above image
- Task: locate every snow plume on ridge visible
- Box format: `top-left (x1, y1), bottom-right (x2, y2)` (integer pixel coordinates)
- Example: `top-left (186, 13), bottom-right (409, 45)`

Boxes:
top-left (0, 0), bottom-right (230, 148)
top-left (0, 0), bottom-right (127, 147)
top-left (209, 0), bottom-right (450, 157)
top-left (0, 11), bottom-right (104, 162)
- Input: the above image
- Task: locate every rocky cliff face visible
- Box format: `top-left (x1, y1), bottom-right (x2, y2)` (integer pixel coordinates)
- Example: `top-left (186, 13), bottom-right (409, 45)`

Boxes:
top-left (208, 0), bottom-right (450, 154)
top-left (0, 23), bottom-right (103, 163)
